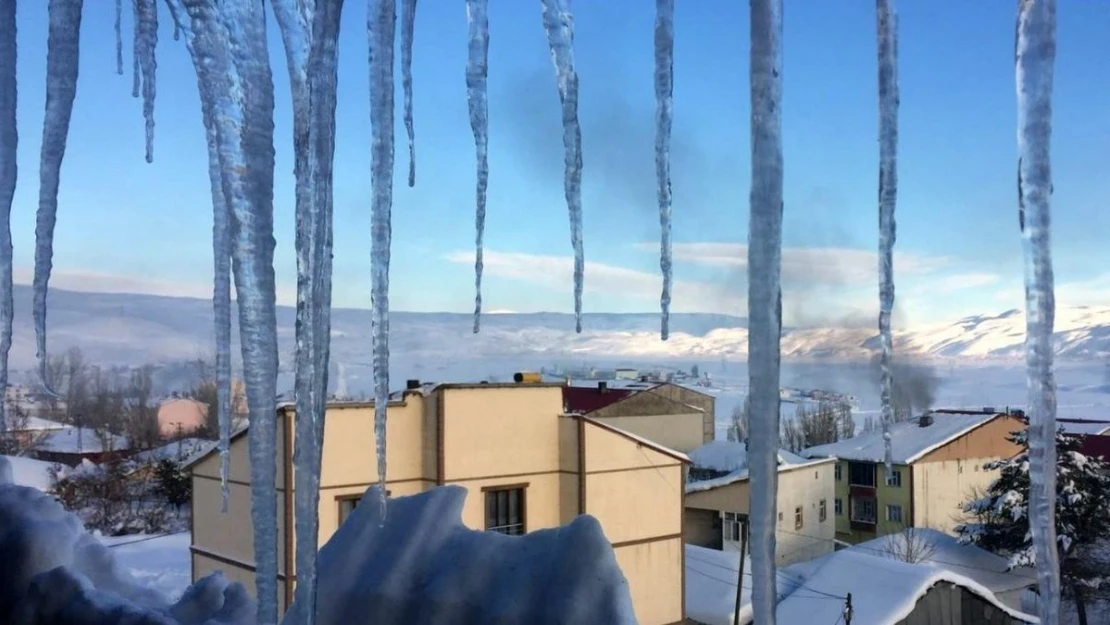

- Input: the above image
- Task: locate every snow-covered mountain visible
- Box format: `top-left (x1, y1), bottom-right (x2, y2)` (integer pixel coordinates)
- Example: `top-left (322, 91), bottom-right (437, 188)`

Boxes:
top-left (7, 285), bottom-right (1110, 368)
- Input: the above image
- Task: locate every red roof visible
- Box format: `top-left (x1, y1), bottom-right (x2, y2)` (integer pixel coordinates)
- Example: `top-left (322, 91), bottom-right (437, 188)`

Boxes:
top-left (562, 385), bottom-right (634, 415)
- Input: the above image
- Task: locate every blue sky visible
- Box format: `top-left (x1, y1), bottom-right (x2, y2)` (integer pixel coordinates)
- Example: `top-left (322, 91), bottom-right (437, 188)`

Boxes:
top-left (8, 1), bottom-right (1110, 328)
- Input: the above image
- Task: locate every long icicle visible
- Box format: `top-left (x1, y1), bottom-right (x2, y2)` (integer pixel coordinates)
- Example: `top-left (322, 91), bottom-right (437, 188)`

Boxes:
top-left (876, 0), bottom-right (898, 475)
top-left (272, 0), bottom-right (344, 622)
top-left (33, 0), bottom-right (83, 396)
top-left (539, 0), bottom-right (584, 333)
top-left (368, 0), bottom-right (397, 520)
top-left (1016, 0), bottom-right (1060, 622)
top-left (114, 0), bottom-right (123, 75)
top-left (654, 0), bottom-right (673, 341)
top-left (134, 0), bottom-right (157, 163)
top-left (130, 0), bottom-right (139, 98)
top-left (170, 1), bottom-right (280, 621)
top-left (0, 0), bottom-right (15, 445)
top-left (401, 0), bottom-right (416, 187)
top-left (747, 0), bottom-right (783, 622)
top-left (465, 0), bottom-right (488, 334)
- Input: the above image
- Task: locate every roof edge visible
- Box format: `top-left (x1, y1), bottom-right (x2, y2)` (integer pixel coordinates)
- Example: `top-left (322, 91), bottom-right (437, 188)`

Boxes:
top-left (570, 414), bottom-right (691, 464)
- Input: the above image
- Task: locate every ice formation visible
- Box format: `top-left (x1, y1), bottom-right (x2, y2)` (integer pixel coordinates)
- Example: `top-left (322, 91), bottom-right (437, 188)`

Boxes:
top-left (114, 0), bottom-right (123, 75)
top-left (282, 486), bottom-right (637, 625)
top-left (165, 2), bottom-right (281, 622)
top-left (0, 0), bottom-right (14, 440)
top-left (1015, 0), bottom-right (1061, 622)
top-left (0, 463), bottom-right (255, 625)
top-left (876, 0), bottom-right (899, 473)
top-left (654, 0), bottom-right (674, 341)
top-left (133, 0), bottom-right (157, 163)
top-left (465, 0), bottom-right (489, 333)
top-left (33, 0), bottom-right (82, 396)
top-left (746, 0), bottom-right (784, 622)
top-left (271, 1), bottom-right (344, 622)
top-left (401, 0), bottom-right (417, 188)
top-left (539, 0), bottom-right (585, 334)
top-left (368, 0), bottom-right (397, 520)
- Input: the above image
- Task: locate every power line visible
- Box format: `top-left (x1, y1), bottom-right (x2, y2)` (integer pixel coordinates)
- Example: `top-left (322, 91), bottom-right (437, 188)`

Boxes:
top-left (104, 530), bottom-right (186, 548)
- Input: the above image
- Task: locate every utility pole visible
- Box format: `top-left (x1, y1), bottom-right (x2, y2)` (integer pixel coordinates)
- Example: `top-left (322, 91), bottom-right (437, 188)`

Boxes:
top-left (844, 592), bottom-right (853, 625)
top-left (732, 513), bottom-right (750, 625)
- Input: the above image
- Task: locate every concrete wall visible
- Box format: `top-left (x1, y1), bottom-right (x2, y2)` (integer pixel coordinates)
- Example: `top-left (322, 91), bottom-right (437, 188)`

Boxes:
top-left (645, 384), bottom-right (716, 444)
top-left (587, 388), bottom-right (706, 453)
top-left (913, 459), bottom-right (999, 533)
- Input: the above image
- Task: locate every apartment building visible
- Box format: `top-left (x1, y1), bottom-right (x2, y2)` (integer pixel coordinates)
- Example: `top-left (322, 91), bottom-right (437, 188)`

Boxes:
top-left (188, 381), bottom-right (689, 625)
top-left (801, 410), bottom-right (1025, 543)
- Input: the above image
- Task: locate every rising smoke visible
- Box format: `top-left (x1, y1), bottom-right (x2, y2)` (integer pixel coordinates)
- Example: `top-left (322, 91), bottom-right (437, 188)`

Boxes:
top-left (870, 354), bottom-right (941, 420)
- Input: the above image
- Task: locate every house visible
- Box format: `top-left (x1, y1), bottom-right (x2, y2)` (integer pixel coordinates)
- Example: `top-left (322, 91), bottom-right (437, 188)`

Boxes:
top-left (187, 380), bottom-right (689, 624)
top-left (683, 440), bottom-right (837, 566)
top-left (561, 378), bottom-right (715, 453)
top-left (1056, 417), bottom-right (1110, 463)
top-left (1, 416), bottom-right (67, 451)
top-left (29, 424), bottom-right (130, 466)
top-left (801, 410), bottom-right (1025, 544)
top-left (685, 535), bottom-right (1038, 625)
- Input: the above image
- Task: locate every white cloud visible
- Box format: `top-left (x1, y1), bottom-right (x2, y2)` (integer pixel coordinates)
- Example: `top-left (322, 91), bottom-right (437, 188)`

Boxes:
top-left (12, 267), bottom-right (298, 306)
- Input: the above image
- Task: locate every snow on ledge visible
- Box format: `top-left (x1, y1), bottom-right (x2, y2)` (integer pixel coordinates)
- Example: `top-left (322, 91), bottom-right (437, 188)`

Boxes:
top-left (284, 484), bottom-right (638, 625)
top-left (0, 456), bottom-right (254, 625)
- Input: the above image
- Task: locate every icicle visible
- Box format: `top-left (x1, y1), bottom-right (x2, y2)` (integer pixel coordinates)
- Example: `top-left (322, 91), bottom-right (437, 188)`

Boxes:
top-left (114, 0), bottom-right (123, 75)
top-left (166, 1), bottom-right (280, 622)
top-left (0, 0), bottom-right (15, 444)
top-left (747, 0), bottom-right (783, 623)
top-left (654, 0), bottom-right (673, 341)
top-left (1016, 0), bottom-right (1061, 622)
top-left (401, 0), bottom-right (416, 187)
top-left (33, 0), bottom-right (83, 397)
top-left (133, 0), bottom-right (157, 162)
top-left (368, 0), bottom-right (396, 521)
top-left (539, 0), bottom-right (584, 333)
top-left (465, 0), bottom-right (488, 334)
top-left (130, 0), bottom-right (139, 98)
top-left (272, 0), bottom-right (344, 622)
top-left (876, 0), bottom-right (898, 475)
top-left (173, 15), bottom-right (181, 41)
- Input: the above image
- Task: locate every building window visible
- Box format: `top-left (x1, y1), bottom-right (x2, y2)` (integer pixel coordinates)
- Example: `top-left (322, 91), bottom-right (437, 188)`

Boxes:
top-left (834, 498), bottom-right (843, 516)
top-left (819, 499), bottom-right (827, 523)
top-left (887, 504), bottom-right (903, 524)
top-left (723, 512), bottom-right (745, 542)
top-left (850, 496), bottom-right (877, 525)
top-left (794, 506), bottom-right (803, 530)
top-left (484, 486), bottom-right (526, 535)
top-left (835, 463), bottom-right (842, 481)
top-left (885, 469), bottom-right (902, 488)
top-left (337, 491), bottom-right (390, 527)
top-left (848, 461), bottom-right (876, 487)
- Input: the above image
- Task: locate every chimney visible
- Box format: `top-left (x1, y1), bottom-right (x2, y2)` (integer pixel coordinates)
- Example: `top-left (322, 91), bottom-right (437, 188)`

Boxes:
top-left (919, 414), bottom-right (935, 427)
top-left (598, 381), bottom-right (608, 393)
top-left (513, 372), bottom-right (524, 383)
top-left (406, 379), bottom-right (421, 390)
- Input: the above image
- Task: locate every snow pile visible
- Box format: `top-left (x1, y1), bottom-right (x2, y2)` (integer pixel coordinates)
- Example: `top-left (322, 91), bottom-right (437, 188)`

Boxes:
top-left (775, 550), bottom-right (1038, 625)
top-left (0, 454), bottom-right (59, 491)
top-left (0, 456), bottom-right (253, 625)
top-left (690, 440), bottom-right (748, 472)
top-left (801, 411), bottom-right (1004, 464)
top-left (284, 485), bottom-right (637, 625)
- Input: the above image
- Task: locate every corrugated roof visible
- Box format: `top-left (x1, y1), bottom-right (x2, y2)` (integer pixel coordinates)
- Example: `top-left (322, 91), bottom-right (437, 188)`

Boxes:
top-left (801, 411), bottom-right (1013, 464)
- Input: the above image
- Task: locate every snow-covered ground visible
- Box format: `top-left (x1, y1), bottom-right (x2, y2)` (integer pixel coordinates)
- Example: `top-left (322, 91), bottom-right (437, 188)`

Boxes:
top-left (98, 532), bottom-right (193, 602)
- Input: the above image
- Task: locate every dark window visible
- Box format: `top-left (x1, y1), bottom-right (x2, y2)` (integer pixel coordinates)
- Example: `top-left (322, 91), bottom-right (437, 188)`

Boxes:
top-left (485, 487), bottom-right (526, 535)
top-left (884, 469), bottom-right (902, 487)
top-left (337, 490), bottom-right (390, 527)
top-left (834, 498), bottom-right (843, 516)
top-left (794, 506), bottom-right (804, 530)
top-left (723, 512), bottom-right (745, 542)
top-left (887, 504), bottom-right (904, 524)
top-left (834, 464), bottom-right (842, 481)
top-left (819, 499), bottom-right (827, 523)
top-left (850, 496), bottom-right (877, 525)
top-left (848, 461), bottom-right (876, 487)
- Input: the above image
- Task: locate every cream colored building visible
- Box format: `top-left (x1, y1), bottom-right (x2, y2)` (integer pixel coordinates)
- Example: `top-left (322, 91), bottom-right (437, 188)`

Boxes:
top-left (188, 381), bottom-right (689, 625)
top-left (683, 449), bottom-right (837, 567)
top-left (562, 380), bottom-right (714, 453)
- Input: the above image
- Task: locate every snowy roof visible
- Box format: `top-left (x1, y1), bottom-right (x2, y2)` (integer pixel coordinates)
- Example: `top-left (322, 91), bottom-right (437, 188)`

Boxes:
top-left (565, 378), bottom-right (660, 392)
top-left (776, 550), bottom-right (1038, 625)
top-left (286, 484), bottom-right (637, 625)
top-left (10, 416), bottom-right (67, 432)
top-left (1058, 419), bottom-right (1110, 436)
top-left (35, 425), bottom-right (130, 454)
top-left (0, 454), bottom-right (58, 491)
top-left (800, 411), bottom-right (1011, 464)
top-left (131, 438), bottom-right (218, 468)
top-left (684, 544), bottom-right (803, 625)
top-left (689, 441), bottom-right (807, 473)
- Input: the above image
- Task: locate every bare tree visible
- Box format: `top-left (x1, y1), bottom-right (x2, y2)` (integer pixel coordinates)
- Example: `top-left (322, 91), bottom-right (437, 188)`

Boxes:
top-left (122, 366), bottom-right (161, 450)
top-left (883, 526), bottom-right (938, 564)
top-left (728, 397), bottom-right (750, 443)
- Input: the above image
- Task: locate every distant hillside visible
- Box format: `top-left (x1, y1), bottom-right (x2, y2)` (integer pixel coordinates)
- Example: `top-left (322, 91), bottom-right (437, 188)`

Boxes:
top-left (6, 285), bottom-right (1110, 372)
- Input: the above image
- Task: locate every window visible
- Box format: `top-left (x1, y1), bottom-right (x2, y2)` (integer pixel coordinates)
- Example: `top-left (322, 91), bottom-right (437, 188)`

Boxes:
top-left (723, 512), bottom-right (746, 543)
top-left (884, 469), bottom-right (902, 488)
top-left (834, 498), bottom-right (843, 516)
top-left (819, 499), bottom-right (827, 523)
top-left (848, 461), bottom-right (876, 487)
top-left (794, 506), bottom-right (803, 530)
top-left (778, 511), bottom-right (783, 523)
top-left (337, 491), bottom-right (390, 527)
top-left (849, 496), bottom-right (877, 525)
top-left (835, 463), bottom-right (842, 481)
top-left (484, 486), bottom-right (526, 535)
top-left (887, 504), bottom-right (903, 524)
